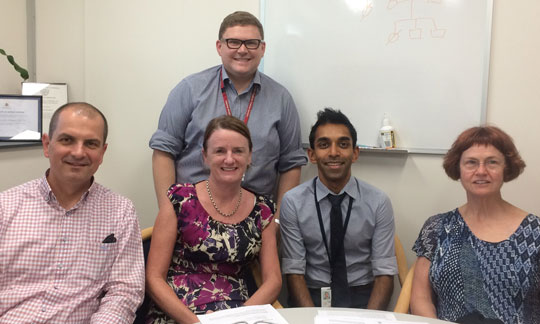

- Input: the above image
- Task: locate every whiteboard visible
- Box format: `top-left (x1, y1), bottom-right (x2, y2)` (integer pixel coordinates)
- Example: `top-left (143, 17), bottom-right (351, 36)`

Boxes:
top-left (262, 0), bottom-right (492, 153)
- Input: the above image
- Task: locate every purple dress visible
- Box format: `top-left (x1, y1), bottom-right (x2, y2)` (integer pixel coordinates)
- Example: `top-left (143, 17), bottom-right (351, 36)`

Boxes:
top-left (146, 183), bottom-right (275, 323)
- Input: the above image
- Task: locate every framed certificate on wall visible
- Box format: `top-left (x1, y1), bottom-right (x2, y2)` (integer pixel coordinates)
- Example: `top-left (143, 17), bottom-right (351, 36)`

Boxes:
top-left (22, 83), bottom-right (68, 134)
top-left (0, 95), bottom-right (43, 142)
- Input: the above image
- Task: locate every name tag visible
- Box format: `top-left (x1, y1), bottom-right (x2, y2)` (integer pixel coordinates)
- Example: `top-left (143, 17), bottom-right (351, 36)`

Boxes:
top-left (321, 287), bottom-right (331, 307)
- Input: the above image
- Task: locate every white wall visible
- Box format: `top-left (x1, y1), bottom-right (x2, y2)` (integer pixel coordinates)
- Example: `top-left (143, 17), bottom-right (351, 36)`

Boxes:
top-left (0, 0), bottom-right (47, 189)
top-left (1, 0), bottom-right (539, 270)
top-left (0, 0), bottom-right (27, 94)
top-left (486, 0), bottom-right (540, 215)
top-left (82, 0), bottom-right (259, 230)
top-left (0, 0), bottom-right (85, 193)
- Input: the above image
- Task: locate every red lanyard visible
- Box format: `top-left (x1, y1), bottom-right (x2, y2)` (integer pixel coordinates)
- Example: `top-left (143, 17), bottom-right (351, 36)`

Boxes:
top-left (220, 68), bottom-right (257, 124)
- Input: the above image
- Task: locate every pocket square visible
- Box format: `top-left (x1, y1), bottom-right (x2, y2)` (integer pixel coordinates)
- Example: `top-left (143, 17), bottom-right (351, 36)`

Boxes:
top-left (102, 233), bottom-right (117, 243)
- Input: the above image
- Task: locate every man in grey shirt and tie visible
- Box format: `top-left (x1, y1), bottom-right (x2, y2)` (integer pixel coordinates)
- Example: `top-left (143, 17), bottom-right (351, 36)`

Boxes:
top-left (280, 108), bottom-right (397, 309)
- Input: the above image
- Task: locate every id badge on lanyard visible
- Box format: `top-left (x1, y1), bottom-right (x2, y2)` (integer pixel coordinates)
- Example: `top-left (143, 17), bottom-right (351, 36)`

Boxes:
top-left (321, 287), bottom-right (332, 307)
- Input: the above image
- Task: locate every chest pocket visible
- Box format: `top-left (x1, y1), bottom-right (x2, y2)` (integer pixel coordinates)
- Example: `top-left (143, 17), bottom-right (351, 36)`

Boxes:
top-left (80, 238), bottom-right (120, 282)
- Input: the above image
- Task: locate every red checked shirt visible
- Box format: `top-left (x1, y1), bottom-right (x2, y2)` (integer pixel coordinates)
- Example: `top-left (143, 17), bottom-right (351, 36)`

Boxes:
top-left (0, 175), bottom-right (145, 324)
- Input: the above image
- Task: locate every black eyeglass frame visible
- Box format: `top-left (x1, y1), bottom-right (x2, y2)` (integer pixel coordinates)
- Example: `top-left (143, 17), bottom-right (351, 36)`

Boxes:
top-left (222, 38), bottom-right (264, 50)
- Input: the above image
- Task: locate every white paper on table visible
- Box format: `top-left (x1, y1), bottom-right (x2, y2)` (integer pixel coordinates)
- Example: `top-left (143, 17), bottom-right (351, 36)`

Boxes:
top-left (315, 311), bottom-right (428, 324)
top-left (317, 310), bottom-right (396, 320)
top-left (379, 322), bottom-right (429, 324)
top-left (197, 304), bottom-right (289, 324)
top-left (314, 314), bottom-right (379, 324)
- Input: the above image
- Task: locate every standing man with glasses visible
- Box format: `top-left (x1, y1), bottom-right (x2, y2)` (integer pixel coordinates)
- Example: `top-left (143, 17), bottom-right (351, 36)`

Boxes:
top-left (149, 11), bottom-right (306, 222)
top-left (280, 108), bottom-right (397, 309)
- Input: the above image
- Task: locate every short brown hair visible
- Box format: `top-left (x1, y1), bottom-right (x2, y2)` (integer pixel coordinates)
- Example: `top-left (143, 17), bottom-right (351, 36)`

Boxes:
top-left (443, 126), bottom-right (525, 182)
top-left (203, 115), bottom-right (252, 152)
top-left (49, 102), bottom-right (108, 144)
top-left (218, 11), bottom-right (264, 40)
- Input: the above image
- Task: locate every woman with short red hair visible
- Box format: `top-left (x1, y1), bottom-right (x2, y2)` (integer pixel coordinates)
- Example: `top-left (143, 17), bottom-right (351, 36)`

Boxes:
top-left (411, 126), bottom-right (539, 324)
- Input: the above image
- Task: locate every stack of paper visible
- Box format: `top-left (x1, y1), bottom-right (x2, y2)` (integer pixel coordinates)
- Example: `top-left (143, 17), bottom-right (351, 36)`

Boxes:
top-left (197, 304), bottom-right (289, 324)
top-left (315, 310), bottom-right (428, 324)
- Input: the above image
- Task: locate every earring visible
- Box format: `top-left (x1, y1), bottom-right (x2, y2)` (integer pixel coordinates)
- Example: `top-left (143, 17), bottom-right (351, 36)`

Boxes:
top-left (242, 173), bottom-right (246, 182)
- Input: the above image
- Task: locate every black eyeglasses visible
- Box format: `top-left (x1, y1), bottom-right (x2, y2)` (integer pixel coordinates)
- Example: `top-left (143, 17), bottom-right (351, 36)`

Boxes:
top-left (223, 38), bottom-right (263, 50)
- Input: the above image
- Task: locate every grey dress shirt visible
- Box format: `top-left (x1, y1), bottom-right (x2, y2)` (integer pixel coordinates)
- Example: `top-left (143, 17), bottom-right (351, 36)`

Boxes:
top-left (280, 177), bottom-right (398, 288)
top-left (149, 65), bottom-right (307, 197)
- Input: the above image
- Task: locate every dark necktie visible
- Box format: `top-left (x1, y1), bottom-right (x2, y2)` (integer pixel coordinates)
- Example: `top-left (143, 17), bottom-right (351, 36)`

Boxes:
top-left (327, 193), bottom-right (350, 307)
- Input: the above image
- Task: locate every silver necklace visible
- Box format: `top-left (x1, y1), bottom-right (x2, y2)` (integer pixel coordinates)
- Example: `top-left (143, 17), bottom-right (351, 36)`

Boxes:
top-left (206, 180), bottom-right (242, 217)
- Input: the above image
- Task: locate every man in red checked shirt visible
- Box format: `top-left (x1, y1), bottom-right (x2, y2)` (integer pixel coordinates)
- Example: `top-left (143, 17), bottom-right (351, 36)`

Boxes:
top-left (0, 102), bottom-right (144, 323)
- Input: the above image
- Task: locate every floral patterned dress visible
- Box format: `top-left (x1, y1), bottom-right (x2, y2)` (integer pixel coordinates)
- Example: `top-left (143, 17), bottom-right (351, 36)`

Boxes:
top-left (146, 183), bottom-right (275, 323)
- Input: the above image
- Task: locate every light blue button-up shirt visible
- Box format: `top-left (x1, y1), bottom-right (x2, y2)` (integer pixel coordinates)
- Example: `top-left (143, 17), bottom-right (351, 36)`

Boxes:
top-left (280, 176), bottom-right (397, 287)
top-left (149, 65), bottom-right (307, 197)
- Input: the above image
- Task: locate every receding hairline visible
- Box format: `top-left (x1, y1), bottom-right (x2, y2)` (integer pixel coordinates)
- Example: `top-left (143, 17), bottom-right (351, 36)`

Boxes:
top-left (63, 103), bottom-right (101, 117)
top-left (48, 102), bottom-right (108, 143)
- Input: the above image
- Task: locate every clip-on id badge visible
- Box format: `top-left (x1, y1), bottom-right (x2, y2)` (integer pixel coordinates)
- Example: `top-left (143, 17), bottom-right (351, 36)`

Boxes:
top-left (321, 287), bottom-right (331, 307)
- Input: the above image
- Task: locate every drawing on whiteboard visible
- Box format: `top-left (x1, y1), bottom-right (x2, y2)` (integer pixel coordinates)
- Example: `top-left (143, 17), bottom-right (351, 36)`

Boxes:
top-left (344, 0), bottom-right (374, 20)
top-left (386, 0), bottom-right (446, 44)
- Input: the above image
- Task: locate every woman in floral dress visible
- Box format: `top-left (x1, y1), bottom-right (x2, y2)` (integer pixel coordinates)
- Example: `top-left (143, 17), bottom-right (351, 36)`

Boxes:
top-left (145, 116), bottom-right (281, 324)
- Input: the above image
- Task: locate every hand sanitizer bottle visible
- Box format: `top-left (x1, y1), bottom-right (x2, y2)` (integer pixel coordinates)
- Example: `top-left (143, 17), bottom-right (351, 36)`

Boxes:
top-left (379, 113), bottom-right (396, 149)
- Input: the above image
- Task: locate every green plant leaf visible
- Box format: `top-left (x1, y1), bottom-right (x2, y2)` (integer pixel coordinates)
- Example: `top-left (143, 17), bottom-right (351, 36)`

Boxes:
top-left (0, 48), bottom-right (30, 80)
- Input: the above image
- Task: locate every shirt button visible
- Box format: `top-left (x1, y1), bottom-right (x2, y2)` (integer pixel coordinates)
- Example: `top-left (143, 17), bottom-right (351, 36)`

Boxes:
top-left (57, 264), bottom-right (62, 269)
top-left (54, 286), bottom-right (58, 290)
top-left (41, 307), bottom-right (46, 312)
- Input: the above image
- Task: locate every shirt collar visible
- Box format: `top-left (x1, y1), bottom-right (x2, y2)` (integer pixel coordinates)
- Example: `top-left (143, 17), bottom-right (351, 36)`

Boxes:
top-left (221, 65), bottom-right (261, 92)
top-left (39, 169), bottom-right (96, 206)
top-left (314, 176), bottom-right (359, 203)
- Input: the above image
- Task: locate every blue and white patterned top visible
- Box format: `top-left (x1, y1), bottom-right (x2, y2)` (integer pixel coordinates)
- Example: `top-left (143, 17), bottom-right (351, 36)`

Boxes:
top-left (413, 209), bottom-right (540, 324)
